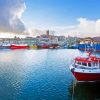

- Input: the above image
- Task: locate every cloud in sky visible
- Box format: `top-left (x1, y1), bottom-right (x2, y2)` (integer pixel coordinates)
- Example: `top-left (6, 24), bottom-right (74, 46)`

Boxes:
top-left (0, 0), bottom-right (99, 38)
top-left (77, 18), bottom-right (100, 37)
top-left (28, 28), bottom-right (46, 37)
top-left (40, 18), bottom-right (100, 37)
top-left (0, 0), bottom-right (26, 34)
top-left (24, 17), bottom-right (100, 37)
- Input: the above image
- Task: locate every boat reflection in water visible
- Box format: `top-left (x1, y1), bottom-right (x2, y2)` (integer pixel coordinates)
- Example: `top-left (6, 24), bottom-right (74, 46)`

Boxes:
top-left (69, 81), bottom-right (100, 100)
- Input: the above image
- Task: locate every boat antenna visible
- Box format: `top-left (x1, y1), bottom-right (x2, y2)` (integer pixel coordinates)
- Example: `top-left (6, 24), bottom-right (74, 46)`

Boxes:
top-left (94, 43), bottom-right (96, 56)
top-left (85, 43), bottom-right (86, 52)
top-left (92, 41), bottom-right (96, 56)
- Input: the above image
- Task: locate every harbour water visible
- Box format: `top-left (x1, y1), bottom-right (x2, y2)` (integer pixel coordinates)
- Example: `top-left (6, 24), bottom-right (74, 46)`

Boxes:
top-left (0, 49), bottom-right (100, 100)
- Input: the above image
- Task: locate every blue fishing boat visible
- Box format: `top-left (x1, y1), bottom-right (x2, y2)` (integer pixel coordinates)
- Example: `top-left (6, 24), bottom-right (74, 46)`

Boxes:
top-left (78, 37), bottom-right (100, 52)
top-left (78, 44), bottom-right (100, 52)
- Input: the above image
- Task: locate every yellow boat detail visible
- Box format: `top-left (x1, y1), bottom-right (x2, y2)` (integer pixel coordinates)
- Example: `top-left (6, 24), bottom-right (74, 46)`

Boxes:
top-left (29, 45), bottom-right (37, 49)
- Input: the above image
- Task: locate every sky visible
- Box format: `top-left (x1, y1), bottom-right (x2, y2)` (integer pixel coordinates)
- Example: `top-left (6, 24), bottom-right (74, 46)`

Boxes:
top-left (0, 0), bottom-right (100, 38)
top-left (23, 0), bottom-right (100, 27)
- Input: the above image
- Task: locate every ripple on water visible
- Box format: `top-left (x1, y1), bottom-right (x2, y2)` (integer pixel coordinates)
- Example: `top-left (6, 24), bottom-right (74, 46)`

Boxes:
top-left (0, 49), bottom-right (99, 100)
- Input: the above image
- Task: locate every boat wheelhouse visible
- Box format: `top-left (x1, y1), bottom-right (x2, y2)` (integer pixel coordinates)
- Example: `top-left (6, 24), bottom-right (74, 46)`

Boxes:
top-left (70, 52), bottom-right (100, 82)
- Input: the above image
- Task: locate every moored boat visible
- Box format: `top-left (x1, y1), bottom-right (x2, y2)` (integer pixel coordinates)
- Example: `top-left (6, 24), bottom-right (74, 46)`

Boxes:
top-left (10, 44), bottom-right (29, 49)
top-left (37, 44), bottom-right (50, 49)
top-left (49, 44), bottom-right (60, 49)
top-left (29, 45), bottom-right (37, 49)
top-left (41, 44), bottom-right (49, 49)
top-left (0, 43), bottom-right (11, 49)
top-left (69, 52), bottom-right (100, 82)
top-left (78, 44), bottom-right (100, 52)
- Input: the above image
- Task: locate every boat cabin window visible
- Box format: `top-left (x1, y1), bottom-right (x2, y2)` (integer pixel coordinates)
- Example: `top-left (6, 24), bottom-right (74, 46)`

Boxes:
top-left (92, 62), bottom-right (95, 66)
top-left (92, 62), bottom-right (98, 67)
top-left (82, 62), bottom-right (87, 66)
top-left (96, 63), bottom-right (98, 66)
top-left (77, 62), bottom-right (81, 65)
top-left (99, 62), bottom-right (100, 68)
top-left (88, 63), bottom-right (91, 67)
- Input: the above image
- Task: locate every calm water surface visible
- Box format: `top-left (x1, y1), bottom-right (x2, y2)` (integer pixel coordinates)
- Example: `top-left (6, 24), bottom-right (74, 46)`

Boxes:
top-left (0, 49), bottom-right (100, 100)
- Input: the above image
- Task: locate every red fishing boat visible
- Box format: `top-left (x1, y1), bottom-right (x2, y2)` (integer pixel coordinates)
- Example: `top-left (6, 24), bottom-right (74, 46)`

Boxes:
top-left (49, 44), bottom-right (60, 49)
top-left (41, 44), bottom-right (49, 49)
top-left (10, 44), bottom-right (29, 49)
top-left (70, 52), bottom-right (100, 82)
